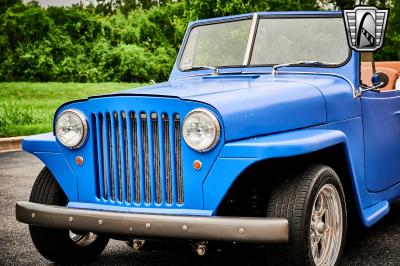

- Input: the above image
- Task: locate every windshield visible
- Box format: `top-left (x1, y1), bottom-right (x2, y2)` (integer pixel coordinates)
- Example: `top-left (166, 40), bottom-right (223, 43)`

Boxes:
top-left (180, 19), bottom-right (252, 70)
top-left (179, 16), bottom-right (349, 70)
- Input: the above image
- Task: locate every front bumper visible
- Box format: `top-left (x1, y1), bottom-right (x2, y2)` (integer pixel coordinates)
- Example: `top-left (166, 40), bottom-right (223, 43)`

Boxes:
top-left (16, 201), bottom-right (288, 243)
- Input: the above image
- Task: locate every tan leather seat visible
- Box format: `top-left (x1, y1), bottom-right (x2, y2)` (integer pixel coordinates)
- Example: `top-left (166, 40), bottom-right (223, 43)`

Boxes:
top-left (376, 62), bottom-right (400, 90)
top-left (361, 62), bottom-right (399, 91)
top-left (376, 61), bottom-right (400, 73)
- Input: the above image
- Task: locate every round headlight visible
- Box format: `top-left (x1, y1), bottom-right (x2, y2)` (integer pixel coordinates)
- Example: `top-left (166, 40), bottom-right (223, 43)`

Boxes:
top-left (55, 109), bottom-right (87, 149)
top-left (182, 109), bottom-right (220, 152)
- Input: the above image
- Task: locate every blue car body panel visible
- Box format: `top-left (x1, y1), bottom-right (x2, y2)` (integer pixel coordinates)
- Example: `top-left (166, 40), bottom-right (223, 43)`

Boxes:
top-left (120, 76), bottom-right (328, 141)
top-left (204, 128), bottom-right (349, 210)
top-left (21, 11), bottom-right (400, 228)
top-left (22, 133), bottom-right (79, 202)
top-left (361, 90), bottom-right (400, 192)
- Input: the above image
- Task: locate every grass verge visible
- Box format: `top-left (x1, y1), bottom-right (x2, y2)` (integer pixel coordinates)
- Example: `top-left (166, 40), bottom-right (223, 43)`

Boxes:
top-left (0, 82), bottom-right (144, 137)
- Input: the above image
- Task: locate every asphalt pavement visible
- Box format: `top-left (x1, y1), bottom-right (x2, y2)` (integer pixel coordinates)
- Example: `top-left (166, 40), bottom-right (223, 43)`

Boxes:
top-left (1, 151), bottom-right (400, 265)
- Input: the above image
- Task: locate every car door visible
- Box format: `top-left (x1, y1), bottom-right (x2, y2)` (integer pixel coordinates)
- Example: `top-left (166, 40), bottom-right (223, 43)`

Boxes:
top-left (361, 54), bottom-right (400, 192)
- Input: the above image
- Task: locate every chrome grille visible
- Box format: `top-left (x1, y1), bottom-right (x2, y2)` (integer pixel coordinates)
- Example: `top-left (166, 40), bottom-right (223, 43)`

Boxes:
top-left (92, 111), bottom-right (183, 206)
top-left (140, 113), bottom-right (151, 203)
top-left (151, 113), bottom-right (162, 204)
top-left (163, 114), bottom-right (173, 204)
top-left (174, 114), bottom-right (183, 204)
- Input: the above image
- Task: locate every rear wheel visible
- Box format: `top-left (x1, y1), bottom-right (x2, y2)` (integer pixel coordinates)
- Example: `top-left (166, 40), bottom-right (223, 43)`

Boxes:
top-left (267, 164), bottom-right (347, 266)
top-left (29, 167), bottom-right (109, 264)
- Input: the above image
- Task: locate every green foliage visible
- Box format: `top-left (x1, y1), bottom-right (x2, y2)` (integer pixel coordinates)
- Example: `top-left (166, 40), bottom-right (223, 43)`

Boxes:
top-left (0, 0), bottom-right (21, 13)
top-left (0, 2), bottom-right (182, 82)
top-left (0, 0), bottom-right (399, 83)
top-left (0, 102), bottom-right (37, 128)
top-left (375, 0), bottom-right (400, 61)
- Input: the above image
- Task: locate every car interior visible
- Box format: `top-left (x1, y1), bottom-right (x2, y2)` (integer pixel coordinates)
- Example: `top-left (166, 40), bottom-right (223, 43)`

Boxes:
top-left (361, 61), bottom-right (400, 91)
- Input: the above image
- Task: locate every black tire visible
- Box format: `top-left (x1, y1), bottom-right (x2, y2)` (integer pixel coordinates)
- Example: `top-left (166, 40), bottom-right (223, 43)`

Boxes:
top-left (29, 167), bottom-right (109, 264)
top-left (267, 164), bottom-right (347, 266)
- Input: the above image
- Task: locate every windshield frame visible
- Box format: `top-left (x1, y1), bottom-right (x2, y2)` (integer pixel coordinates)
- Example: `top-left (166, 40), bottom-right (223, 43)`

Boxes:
top-left (177, 13), bottom-right (352, 72)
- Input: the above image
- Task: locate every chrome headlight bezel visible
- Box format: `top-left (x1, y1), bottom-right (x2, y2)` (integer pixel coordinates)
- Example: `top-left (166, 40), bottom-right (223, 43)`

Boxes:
top-left (182, 108), bottom-right (221, 152)
top-left (55, 109), bottom-right (88, 149)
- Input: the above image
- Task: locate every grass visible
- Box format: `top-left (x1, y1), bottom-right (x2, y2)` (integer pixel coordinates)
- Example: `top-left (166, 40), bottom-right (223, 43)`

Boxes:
top-left (0, 82), bottom-right (144, 137)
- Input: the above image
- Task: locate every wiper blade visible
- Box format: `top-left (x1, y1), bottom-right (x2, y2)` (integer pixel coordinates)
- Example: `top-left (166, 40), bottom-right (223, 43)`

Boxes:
top-left (272, 61), bottom-right (334, 76)
top-left (184, 65), bottom-right (220, 75)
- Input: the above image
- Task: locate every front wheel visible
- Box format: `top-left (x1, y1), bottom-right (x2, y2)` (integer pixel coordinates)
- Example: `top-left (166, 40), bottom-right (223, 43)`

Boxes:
top-left (267, 164), bottom-right (347, 266)
top-left (28, 167), bottom-right (109, 264)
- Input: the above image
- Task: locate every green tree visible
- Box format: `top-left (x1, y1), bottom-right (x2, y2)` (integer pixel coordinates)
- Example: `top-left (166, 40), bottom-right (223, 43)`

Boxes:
top-left (376, 0), bottom-right (400, 60)
top-left (95, 0), bottom-right (122, 14)
top-left (0, 0), bottom-right (21, 13)
top-left (0, 0), bottom-right (399, 83)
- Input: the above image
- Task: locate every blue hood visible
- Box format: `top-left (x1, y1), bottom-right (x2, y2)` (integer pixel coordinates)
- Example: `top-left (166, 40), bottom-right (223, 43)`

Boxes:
top-left (115, 75), bottom-right (327, 141)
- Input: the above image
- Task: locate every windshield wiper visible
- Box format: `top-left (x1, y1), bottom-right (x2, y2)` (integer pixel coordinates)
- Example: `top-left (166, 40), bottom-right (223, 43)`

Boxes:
top-left (272, 61), bottom-right (335, 76)
top-left (184, 65), bottom-right (220, 75)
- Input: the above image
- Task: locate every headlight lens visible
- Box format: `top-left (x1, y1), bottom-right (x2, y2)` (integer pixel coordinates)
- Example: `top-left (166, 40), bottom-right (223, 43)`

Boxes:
top-left (55, 109), bottom-right (87, 149)
top-left (182, 109), bottom-right (220, 152)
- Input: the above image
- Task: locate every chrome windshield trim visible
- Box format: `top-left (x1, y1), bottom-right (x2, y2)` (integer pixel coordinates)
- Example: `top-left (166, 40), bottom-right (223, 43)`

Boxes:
top-left (243, 13), bottom-right (258, 66)
top-left (177, 14), bottom-right (350, 74)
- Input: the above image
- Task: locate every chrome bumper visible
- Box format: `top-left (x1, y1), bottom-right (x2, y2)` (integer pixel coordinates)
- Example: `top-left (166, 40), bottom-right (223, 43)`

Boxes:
top-left (16, 201), bottom-right (288, 243)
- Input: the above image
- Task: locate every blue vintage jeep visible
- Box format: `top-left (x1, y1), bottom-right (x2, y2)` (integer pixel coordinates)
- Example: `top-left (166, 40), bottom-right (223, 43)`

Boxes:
top-left (15, 10), bottom-right (400, 266)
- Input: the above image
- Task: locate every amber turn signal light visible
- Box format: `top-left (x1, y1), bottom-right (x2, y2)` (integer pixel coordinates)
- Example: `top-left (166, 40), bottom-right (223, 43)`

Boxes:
top-left (75, 156), bottom-right (84, 166)
top-left (193, 160), bottom-right (202, 170)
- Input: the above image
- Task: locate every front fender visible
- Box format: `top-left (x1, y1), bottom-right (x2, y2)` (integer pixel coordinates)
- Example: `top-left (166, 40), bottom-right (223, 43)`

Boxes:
top-left (22, 133), bottom-right (78, 201)
top-left (203, 129), bottom-right (348, 210)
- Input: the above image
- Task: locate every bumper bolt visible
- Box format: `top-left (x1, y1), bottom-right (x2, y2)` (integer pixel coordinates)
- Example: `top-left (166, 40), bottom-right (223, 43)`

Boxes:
top-left (132, 239), bottom-right (145, 250)
top-left (195, 242), bottom-right (207, 256)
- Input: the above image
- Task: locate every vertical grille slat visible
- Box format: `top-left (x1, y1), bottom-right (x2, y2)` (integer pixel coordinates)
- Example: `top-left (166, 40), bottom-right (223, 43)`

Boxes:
top-left (148, 112), bottom-right (158, 203)
top-left (115, 112), bottom-right (123, 202)
top-left (174, 114), bottom-right (184, 204)
top-left (118, 112), bottom-right (128, 202)
top-left (94, 110), bottom-right (184, 206)
top-left (163, 113), bottom-right (173, 204)
top-left (110, 112), bottom-right (120, 201)
top-left (169, 114), bottom-right (178, 204)
top-left (152, 114), bottom-right (162, 204)
top-left (136, 113), bottom-right (146, 204)
top-left (104, 113), bottom-right (113, 200)
top-left (147, 114), bottom-right (156, 204)
top-left (131, 112), bottom-right (141, 204)
top-left (93, 113), bottom-right (104, 199)
top-left (125, 112), bottom-right (134, 204)
top-left (141, 113), bottom-right (151, 203)
top-left (158, 114), bottom-right (167, 204)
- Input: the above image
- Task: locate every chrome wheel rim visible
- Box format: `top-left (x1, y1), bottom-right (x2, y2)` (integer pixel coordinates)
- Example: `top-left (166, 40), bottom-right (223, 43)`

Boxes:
top-left (69, 231), bottom-right (98, 246)
top-left (310, 184), bottom-right (343, 266)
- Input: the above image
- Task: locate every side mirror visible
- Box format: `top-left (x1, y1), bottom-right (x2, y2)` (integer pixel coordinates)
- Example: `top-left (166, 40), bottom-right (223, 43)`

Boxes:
top-left (359, 72), bottom-right (390, 96)
top-left (371, 72), bottom-right (389, 89)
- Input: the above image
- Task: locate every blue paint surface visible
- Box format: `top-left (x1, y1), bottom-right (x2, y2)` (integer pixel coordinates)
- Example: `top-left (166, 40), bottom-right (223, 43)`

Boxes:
top-left (361, 91), bottom-right (400, 192)
top-left (21, 11), bottom-right (400, 227)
